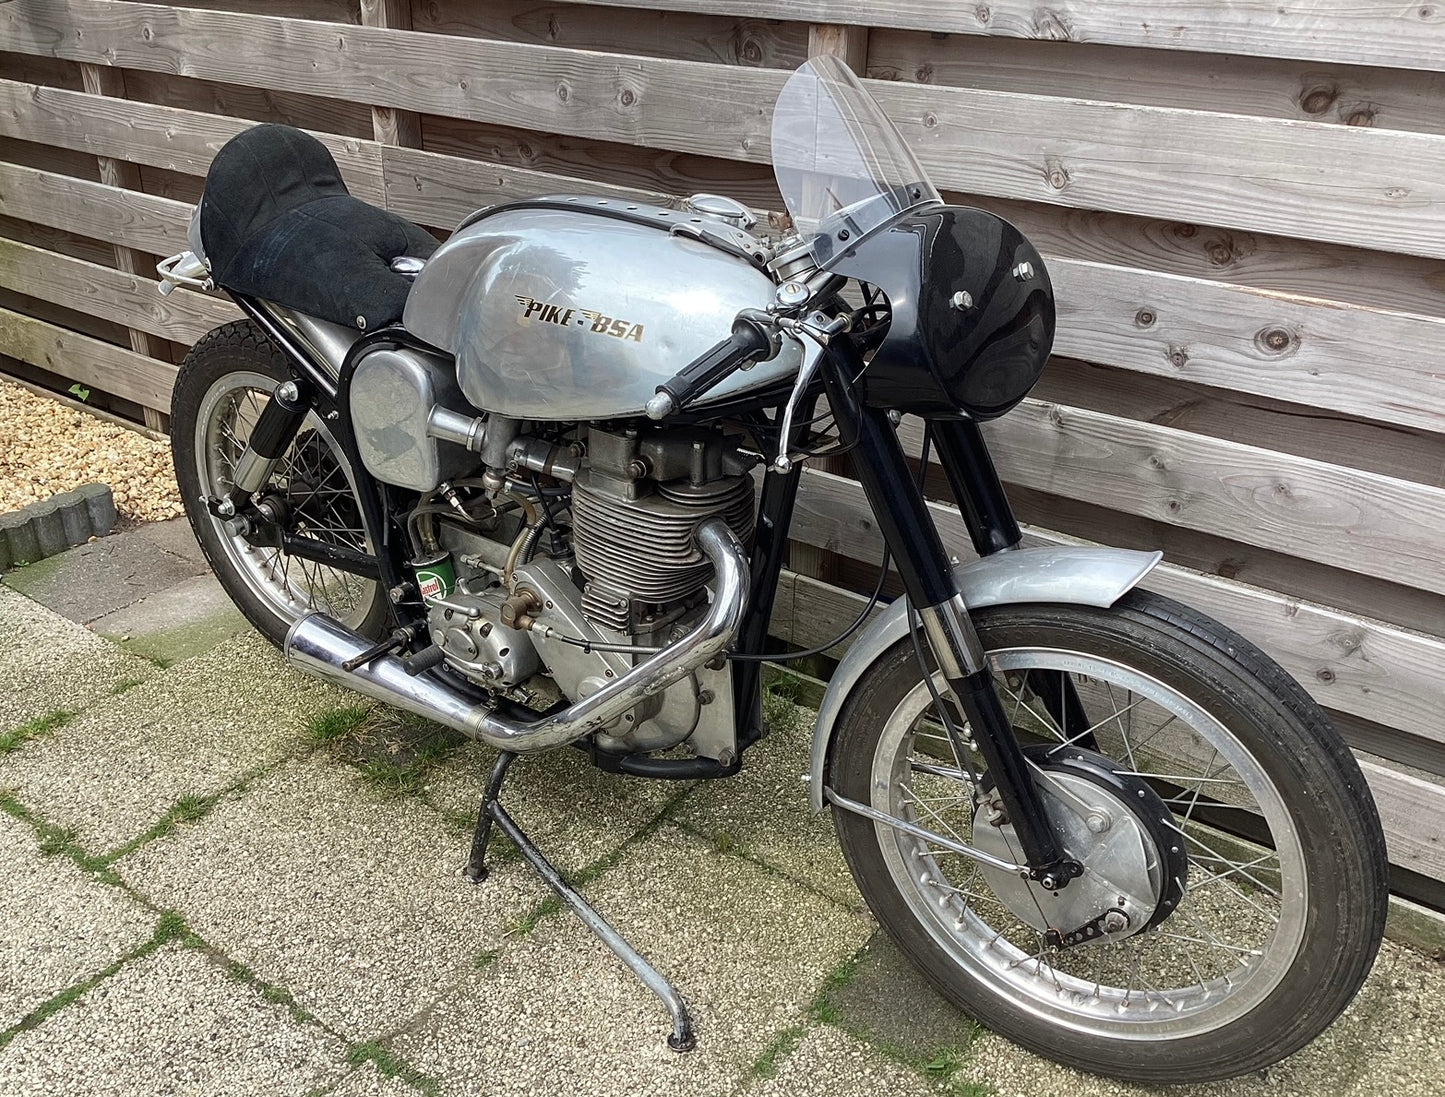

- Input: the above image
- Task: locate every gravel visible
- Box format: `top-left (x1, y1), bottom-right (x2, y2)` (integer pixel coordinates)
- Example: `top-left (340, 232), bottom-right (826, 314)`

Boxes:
top-left (0, 380), bottom-right (182, 523)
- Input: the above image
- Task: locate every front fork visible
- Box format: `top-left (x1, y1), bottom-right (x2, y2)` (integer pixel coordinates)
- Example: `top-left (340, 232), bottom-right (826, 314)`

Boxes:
top-left (819, 349), bottom-right (1082, 886)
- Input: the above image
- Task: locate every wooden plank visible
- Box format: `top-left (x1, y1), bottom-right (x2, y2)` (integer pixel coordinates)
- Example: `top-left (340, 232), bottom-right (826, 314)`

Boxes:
top-left (1362, 761), bottom-right (1445, 879)
top-left (0, 161), bottom-right (191, 256)
top-left (379, 143), bottom-right (678, 230)
top-left (412, 0), bottom-right (809, 68)
top-left (10, 1), bottom-right (1445, 259)
top-left (961, 195), bottom-right (1445, 322)
top-left (1048, 258), bottom-right (1445, 435)
top-left (417, 115), bottom-right (782, 214)
top-left (0, 80), bottom-right (386, 204)
top-left (358, 0), bottom-right (422, 149)
top-left (0, 236), bottom-right (236, 345)
top-left (120, 69), bottom-right (374, 141)
top-left (550, 0), bottom-right (1445, 72)
top-left (1001, 481), bottom-right (1445, 645)
top-left (0, 306), bottom-right (175, 410)
top-left (0, 214), bottom-right (115, 266)
top-left (784, 466), bottom-right (1445, 746)
top-left (972, 400), bottom-right (1445, 596)
top-left (0, 49), bottom-right (83, 90)
top-left (1033, 358), bottom-right (1445, 491)
top-left (868, 32), bottom-right (1445, 135)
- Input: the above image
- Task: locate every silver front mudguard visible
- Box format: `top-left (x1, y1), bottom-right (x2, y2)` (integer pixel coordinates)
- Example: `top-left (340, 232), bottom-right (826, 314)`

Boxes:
top-left (807, 546), bottom-right (1163, 812)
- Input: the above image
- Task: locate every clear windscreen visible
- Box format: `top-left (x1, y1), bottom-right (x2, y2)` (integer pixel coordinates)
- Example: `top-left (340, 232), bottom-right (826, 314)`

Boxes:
top-left (770, 55), bottom-right (940, 268)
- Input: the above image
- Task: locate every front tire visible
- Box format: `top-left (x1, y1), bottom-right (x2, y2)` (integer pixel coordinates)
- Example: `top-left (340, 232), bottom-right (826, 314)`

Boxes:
top-left (828, 590), bottom-right (1386, 1082)
top-left (172, 320), bottom-right (389, 647)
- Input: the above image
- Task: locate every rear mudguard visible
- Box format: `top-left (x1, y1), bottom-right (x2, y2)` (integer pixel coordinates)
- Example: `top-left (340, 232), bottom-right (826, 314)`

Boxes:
top-left (807, 546), bottom-right (1162, 812)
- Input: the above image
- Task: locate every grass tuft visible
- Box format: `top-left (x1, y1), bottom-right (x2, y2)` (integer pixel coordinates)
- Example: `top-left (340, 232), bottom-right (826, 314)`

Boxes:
top-left (0, 710), bottom-right (74, 755)
top-left (110, 678), bottom-right (146, 697)
top-left (347, 1041), bottom-right (439, 1095)
top-left (473, 948), bottom-right (501, 971)
top-left (303, 704), bottom-right (371, 745)
top-left (749, 1023), bottom-right (807, 1080)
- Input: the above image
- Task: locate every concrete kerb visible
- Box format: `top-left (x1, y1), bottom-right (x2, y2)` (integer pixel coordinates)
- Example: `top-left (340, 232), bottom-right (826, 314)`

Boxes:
top-left (0, 483), bottom-right (116, 570)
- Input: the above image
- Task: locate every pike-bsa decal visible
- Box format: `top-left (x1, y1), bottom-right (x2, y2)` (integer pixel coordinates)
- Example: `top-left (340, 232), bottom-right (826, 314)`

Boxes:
top-left (514, 296), bottom-right (645, 343)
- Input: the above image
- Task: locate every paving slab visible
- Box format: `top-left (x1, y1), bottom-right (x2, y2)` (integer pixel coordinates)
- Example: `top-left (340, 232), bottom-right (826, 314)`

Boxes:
top-left (393, 823), bottom-right (872, 1097)
top-left (0, 630), bottom-right (348, 852)
top-left (949, 938), bottom-right (1445, 1097)
top-left (125, 516), bottom-right (209, 568)
top-left (673, 699), bottom-right (862, 909)
top-left (424, 738), bottom-right (683, 874)
top-left (748, 1023), bottom-right (948, 1096)
top-left (0, 583), bottom-right (154, 733)
top-left (327, 1061), bottom-right (427, 1097)
top-left (117, 755), bottom-right (544, 1039)
top-left (4, 520), bottom-right (207, 625)
top-left (89, 573), bottom-right (248, 667)
top-left (0, 812), bottom-right (155, 1031)
top-left (816, 930), bottom-right (980, 1064)
top-left (0, 942), bottom-right (350, 1097)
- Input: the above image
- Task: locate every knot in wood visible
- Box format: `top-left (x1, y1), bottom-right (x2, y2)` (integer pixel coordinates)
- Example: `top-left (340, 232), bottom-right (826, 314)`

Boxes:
top-left (1045, 162), bottom-right (1070, 190)
top-left (1166, 345), bottom-right (1189, 369)
top-left (1344, 106), bottom-right (1377, 127)
top-left (916, 63), bottom-right (935, 83)
top-left (619, 88), bottom-right (637, 107)
top-left (1256, 327), bottom-right (1296, 355)
top-left (1135, 309), bottom-right (1156, 328)
top-left (1206, 241), bottom-right (1234, 266)
top-left (975, 4), bottom-right (992, 23)
top-left (738, 36), bottom-right (763, 65)
top-left (924, 112), bottom-right (939, 129)
top-left (557, 82), bottom-right (570, 103)
top-left (1173, 223), bottom-right (1197, 239)
top-left (1316, 668), bottom-right (1336, 684)
top-left (1298, 85), bottom-right (1338, 115)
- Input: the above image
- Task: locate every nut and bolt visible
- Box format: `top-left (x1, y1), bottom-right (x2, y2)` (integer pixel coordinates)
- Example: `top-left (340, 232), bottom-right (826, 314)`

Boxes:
top-left (1012, 261), bottom-right (1035, 281)
top-left (1102, 909), bottom-right (1130, 934)
top-left (950, 290), bottom-right (974, 311)
top-left (1085, 811), bottom-right (1111, 833)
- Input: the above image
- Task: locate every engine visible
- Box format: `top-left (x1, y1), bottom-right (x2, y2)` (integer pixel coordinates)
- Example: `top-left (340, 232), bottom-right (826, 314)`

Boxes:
top-left (386, 413), bottom-right (755, 763)
top-left (571, 426), bottom-right (755, 632)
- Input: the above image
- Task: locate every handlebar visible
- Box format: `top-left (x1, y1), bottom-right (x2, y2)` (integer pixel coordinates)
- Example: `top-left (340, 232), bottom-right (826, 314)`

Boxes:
top-left (646, 310), bottom-right (778, 420)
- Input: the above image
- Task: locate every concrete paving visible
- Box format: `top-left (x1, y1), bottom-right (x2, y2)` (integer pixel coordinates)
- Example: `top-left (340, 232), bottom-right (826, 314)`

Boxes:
top-left (2, 521), bottom-right (1444, 1097)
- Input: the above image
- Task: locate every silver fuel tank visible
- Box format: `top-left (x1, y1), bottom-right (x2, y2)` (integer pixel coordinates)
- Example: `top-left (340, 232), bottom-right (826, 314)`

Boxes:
top-left (402, 197), bottom-right (800, 421)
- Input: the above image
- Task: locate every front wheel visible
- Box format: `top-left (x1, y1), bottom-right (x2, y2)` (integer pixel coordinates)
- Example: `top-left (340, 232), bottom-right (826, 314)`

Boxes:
top-left (828, 590), bottom-right (1387, 1082)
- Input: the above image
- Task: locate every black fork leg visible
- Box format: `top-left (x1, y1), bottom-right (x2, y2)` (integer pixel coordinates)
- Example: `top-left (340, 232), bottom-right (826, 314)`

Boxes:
top-left (820, 354), bottom-right (1076, 883)
top-left (931, 418), bottom-right (1097, 752)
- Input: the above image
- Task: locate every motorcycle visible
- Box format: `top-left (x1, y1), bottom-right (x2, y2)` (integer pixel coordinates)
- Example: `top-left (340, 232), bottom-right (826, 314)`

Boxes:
top-left (157, 57), bottom-right (1387, 1082)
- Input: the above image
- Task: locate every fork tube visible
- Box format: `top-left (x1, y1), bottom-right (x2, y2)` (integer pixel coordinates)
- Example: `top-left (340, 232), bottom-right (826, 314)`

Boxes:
top-left (930, 418), bottom-right (1021, 556)
top-left (819, 347), bottom-right (1068, 875)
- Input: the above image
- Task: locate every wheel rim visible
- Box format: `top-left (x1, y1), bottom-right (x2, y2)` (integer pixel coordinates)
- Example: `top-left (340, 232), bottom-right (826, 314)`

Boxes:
top-left (194, 370), bottom-right (379, 630)
top-left (870, 646), bottom-right (1308, 1040)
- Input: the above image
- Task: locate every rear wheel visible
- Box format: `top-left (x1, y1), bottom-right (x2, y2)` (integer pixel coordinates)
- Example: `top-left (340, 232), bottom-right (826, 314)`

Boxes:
top-left (828, 591), bottom-right (1387, 1082)
top-left (172, 320), bottom-right (388, 647)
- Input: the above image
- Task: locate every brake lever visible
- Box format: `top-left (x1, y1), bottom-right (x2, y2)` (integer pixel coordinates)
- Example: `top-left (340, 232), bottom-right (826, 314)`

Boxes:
top-left (770, 311), bottom-right (850, 474)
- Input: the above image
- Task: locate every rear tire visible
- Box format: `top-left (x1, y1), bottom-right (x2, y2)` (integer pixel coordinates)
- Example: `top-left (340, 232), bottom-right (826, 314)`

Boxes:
top-left (829, 590), bottom-right (1387, 1082)
top-left (171, 320), bottom-right (388, 647)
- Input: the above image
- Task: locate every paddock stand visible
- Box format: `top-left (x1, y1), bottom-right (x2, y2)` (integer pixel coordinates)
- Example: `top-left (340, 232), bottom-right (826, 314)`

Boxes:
top-left (463, 750), bottom-right (697, 1052)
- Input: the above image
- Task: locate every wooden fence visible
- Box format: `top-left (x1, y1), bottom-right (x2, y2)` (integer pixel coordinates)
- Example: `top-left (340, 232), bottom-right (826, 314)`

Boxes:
top-left (3, 0), bottom-right (1444, 898)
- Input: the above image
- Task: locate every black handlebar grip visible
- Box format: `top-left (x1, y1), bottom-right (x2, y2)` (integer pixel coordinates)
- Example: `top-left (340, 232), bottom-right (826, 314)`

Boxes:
top-left (651, 314), bottom-right (775, 417)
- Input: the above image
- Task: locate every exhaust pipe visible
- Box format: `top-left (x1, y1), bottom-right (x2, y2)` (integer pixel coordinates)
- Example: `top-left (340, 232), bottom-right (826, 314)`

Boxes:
top-left (284, 518), bottom-right (749, 754)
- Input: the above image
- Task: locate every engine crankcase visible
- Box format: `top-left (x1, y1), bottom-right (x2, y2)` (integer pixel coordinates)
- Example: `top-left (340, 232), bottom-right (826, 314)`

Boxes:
top-left (511, 558), bottom-right (700, 753)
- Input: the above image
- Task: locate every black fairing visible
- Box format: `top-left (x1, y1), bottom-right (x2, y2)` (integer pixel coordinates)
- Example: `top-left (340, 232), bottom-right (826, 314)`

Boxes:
top-left (832, 205), bottom-right (1055, 418)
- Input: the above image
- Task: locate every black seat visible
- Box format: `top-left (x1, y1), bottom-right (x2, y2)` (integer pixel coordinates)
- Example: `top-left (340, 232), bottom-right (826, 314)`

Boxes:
top-left (199, 124), bottom-right (438, 331)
